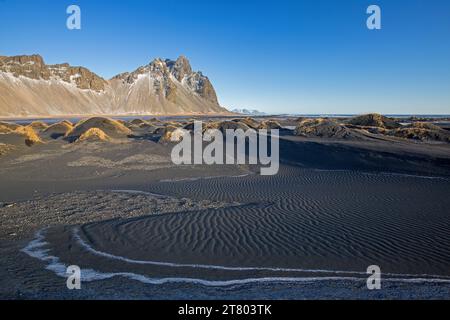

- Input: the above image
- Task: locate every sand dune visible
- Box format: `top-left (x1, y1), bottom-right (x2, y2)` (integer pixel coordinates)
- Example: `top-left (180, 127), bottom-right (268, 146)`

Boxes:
top-left (0, 121), bottom-right (22, 133)
top-left (389, 123), bottom-right (450, 142)
top-left (158, 126), bottom-right (186, 143)
top-left (258, 120), bottom-right (282, 130)
top-left (294, 118), bottom-right (360, 139)
top-left (235, 117), bottom-right (260, 129)
top-left (408, 122), bottom-right (444, 131)
top-left (180, 120), bottom-right (253, 133)
top-left (0, 125), bottom-right (41, 147)
top-left (41, 121), bottom-right (73, 140)
top-left (207, 120), bottom-right (251, 133)
top-left (27, 121), bottom-right (49, 131)
top-left (130, 119), bottom-right (149, 127)
top-left (292, 116), bottom-right (450, 144)
top-left (66, 117), bottom-right (132, 141)
top-left (348, 113), bottom-right (401, 129)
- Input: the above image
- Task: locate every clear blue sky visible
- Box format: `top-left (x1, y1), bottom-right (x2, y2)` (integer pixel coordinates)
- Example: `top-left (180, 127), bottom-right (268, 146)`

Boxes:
top-left (1, 0), bottom-right (449, 114)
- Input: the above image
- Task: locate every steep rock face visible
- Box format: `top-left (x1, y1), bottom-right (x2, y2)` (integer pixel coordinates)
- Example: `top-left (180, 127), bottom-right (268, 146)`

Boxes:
top-left (166, 56), bottom-right (192, 81)
top-left (109, 56), bottom-right (224, 115)
top-left (182, 71), bottom-right (218, 104)
top-left (112, 57), bottom-right (220, 104)
top-left (0, 55), bottom-right (50, 80)
top-left (112, 58), bottom-right (180, 104)
top-left (0, 54), bottom-right (227, 117)
top-left (47, 64), bottom-right (107, 91)
top-left (0, 55), bottom-right (107, 91)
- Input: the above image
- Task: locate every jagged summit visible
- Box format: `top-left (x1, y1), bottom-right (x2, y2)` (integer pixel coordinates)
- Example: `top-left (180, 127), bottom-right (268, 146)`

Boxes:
top-left (166, 56), bottom-right (193, 81)
top-left (0, 54), bottom-right (107, 91)
top-left (111, 56), bottom-right (219, 105)
top-left (0, 54), bottom-right (227, 117)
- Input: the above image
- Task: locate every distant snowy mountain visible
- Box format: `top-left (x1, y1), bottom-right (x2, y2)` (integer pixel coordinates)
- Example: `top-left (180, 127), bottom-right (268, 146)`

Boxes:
top-left (0, 54), bottom-right (228, 117)
top-left (231, 108), bottom-right (266, 116)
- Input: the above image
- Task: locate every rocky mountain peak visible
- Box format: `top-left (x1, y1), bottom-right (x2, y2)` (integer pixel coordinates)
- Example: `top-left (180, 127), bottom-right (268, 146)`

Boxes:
top-left (149, 58), bottom-right (170, 74)
top-left (166, 56), bottom-right (193, 81)
top-left (0, 54), bottom-right (49, 80)
top-left (0, 54), bottom-right (107, 91)
top-left (110, 56), bottom-right (219, 105)
top-left (2, 54), bottom-right (46, 66)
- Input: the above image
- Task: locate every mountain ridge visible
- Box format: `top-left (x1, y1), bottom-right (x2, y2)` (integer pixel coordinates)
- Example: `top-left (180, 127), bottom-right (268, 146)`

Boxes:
top-left (232, 108), bottom-right (267, 116)
top-left (0, 54), bottom-right (228, 117)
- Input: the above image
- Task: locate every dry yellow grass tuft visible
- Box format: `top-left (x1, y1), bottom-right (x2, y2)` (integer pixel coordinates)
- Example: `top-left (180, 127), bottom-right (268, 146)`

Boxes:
top-left (0, 121), bottom-right (21, 133)
top-left (61, 120), bottom-right (73, 126)
top-left (234, 117), bottom-right (260, 129)
top-left (27, 121), bottom-right (49, 131)
top-left (407, 122), bottom-right (444, 131)
top-left (205, 121), bottom-right (251, 133)
top-left (389, 127), bottom-right (450, 142)
top-left (13, 126), bottom-right (42, 146)
top-left (258, 120), bottom-right (282, 130)
top-left (0, 124), bottom-right (13, 134)
top-left (159, 125), bottom-right (185, 143)
top-left (76, 128), bottom-right (111, 142)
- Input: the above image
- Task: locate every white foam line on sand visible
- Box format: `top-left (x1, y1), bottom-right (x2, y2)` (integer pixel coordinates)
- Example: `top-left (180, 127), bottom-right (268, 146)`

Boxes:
top-left (22, 229), bottom-right (450, 287)
top-left (21, 228), bottom-right (450, 287)
top-left (71, 228), bottom-right (450, 282)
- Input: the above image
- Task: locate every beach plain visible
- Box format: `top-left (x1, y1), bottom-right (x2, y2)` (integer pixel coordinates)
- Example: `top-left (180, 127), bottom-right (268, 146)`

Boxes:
top-left (1, 114), bottom-right (450, 299)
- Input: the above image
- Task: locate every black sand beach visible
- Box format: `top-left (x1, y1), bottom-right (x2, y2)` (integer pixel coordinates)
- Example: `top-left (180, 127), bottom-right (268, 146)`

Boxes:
top-left (1, 116), bottom-right (450, 299)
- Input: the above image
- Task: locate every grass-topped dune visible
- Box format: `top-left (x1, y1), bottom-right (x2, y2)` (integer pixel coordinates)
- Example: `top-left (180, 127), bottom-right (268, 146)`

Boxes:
top-left (65, 117), bottom-right (132, 142)
top-left (159, 126), bottom-right (186, 143)
top-left (390, 123), bottom-right (450, 142)
top-left (27, 121), bottom-right (49, 131)
top-left (234, 117), bottom-right (260, 129)
top-left (258, 120), bottom-right (282, 130)
top-left (130, 119), bottom-right (149, 127)
top-left (292, 114), bottom-right (450, 143)
top-left (0, 121), bottom-right (22, 133)
top-left (0, 123), bottom-right (42, 147)
top-left (295, 118), bottom-right (359, 139)
top-left (347, 113), bottom-right (401, 129)
top-left (347, 114), bottom-right (450, 142)
top-left (41, 121), bottom-right (74, 140)
top-left (1, 114), bottom-right (449, 158)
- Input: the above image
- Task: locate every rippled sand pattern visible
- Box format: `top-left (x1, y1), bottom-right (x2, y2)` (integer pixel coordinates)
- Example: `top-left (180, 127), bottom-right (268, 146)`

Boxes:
top-left (35, 165), bottom-right (450, 282)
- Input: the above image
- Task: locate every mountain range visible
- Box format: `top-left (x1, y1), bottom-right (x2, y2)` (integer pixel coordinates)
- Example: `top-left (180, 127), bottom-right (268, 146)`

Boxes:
top-left (0, 54), bottom-right (228, 117)
top-left (231, 108), bottom-right (267, 116)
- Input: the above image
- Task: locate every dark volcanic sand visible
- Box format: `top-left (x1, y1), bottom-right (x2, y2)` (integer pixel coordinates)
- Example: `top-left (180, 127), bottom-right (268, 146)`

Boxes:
top-left (1, 133), bottom-right (450, 299)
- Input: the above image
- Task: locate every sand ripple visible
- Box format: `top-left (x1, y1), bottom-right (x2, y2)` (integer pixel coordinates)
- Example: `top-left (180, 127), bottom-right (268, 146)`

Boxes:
top-left (22, 166), bottom-right (450, 287)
